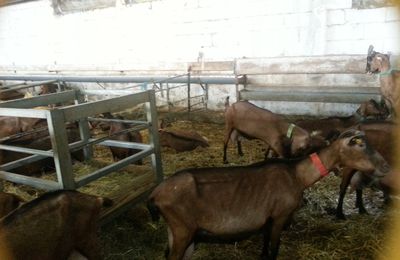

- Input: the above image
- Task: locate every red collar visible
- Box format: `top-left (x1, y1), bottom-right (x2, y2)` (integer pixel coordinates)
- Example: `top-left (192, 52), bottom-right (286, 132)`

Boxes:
top-left (309, 153), bottom-right (329, 177)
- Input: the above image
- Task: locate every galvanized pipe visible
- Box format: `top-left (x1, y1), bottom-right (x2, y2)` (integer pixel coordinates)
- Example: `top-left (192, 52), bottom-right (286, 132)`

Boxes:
top-left (0, 74), bottom-right (246, 85)
top-left (0, 80), bottom-right (57, 93)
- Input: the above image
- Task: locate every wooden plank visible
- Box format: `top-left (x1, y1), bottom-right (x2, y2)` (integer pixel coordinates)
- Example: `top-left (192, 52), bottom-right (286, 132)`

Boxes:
top-left (246, 74), bottom-right (378, 88)
top-left (189, 61), bottom-right (235, 72)
top-left (239, 90), bottom-right (381, 103)
top-left (236, 55), bottom-right (368, 75)
top-left (244, 86), bottom-right (380, 94)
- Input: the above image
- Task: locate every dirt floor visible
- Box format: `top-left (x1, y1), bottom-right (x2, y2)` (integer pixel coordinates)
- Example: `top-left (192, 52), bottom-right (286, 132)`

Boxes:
top-left (3, 110), bottom-right (397, 260)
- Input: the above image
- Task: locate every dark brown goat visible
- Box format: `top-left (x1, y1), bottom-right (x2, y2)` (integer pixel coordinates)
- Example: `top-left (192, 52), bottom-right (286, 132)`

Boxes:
top-left (335, 121), bottom-right (395, 219)
top-left (148, 130), bottom-right (387, 260)
top-left (295, 99), bottom-right (388, 140)
top-left (0, 116), bottom-right (46, 140)
top-left (107, 114), bottom-right (143, 165)
top-left (159, 129), bottom-right (209, 152)
top-left (223, 100), bottom-right (312, 163)
top-left (0, 88), bottom-right (24, 101)
top-left (0, 192), bottom-right (24, 218)
top-left (0, 124), bottom-right (84, 176)
top-left (0, 190), bottom-right (112, 260)
top-left (38, 83), bottom-right (59, 95)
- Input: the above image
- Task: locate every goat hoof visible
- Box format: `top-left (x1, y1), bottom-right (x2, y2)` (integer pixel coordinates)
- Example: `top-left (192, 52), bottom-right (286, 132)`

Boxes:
top-left (335, 213), bottom-right (346, 220)
top-left (359, 209), bottom-right (368, 215)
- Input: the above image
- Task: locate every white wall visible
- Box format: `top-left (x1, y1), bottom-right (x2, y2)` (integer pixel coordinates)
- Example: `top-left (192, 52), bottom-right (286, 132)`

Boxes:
top-left (0, 0), bottom-right (398, 115)
top-left (0, 0), bottom-right (398, 70)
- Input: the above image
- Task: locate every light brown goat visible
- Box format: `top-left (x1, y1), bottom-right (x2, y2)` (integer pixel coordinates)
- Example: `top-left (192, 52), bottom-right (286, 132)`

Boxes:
top-left (0, 190), bottom-right (112, 260)
top-left (366, 45), bottom-right (400, 116)
top-left (159, 129), bottom-right (209, 152)
top-left (335, 121), bottom-right (394, 219)
top-left (223, 100), bottom-right (312, 163)
top-left (148, 129), bottom-right (388, 260)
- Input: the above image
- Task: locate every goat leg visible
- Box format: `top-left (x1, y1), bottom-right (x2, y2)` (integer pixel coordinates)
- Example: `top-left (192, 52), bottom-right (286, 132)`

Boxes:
top-left (223, 128), bottom-right (234, 164)
top-left (261, 218), bottom-right (273, 259)
top-left (336, 169), bottom-right (356, 220)
top-left (355, 189), bottom-right (368, 214)
top-left (237, 140), bottom-right (244, 156)
top-left (268, 217), bottom-right (288, 260)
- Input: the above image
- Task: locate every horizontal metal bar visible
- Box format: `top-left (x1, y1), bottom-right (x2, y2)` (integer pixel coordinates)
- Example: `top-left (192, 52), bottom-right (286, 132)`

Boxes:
top-left (190, 94), bottom-right (206, 99)
top-left (1, 153), bottom-right (48, 171)
top-left (0, 80), bottom-right (57, 93)
top-left (87, 117), bottom-right (150, 125)
top-left (62, 91), bottom-right (150, 121)
top-left (83, 89), bottom-right (139, 96)
top-left (190, 101), bottom-right (205, 107)
top-left (0, 90), bottom-right (76, 108)
top-left (0, 170), bottom-right (61, 190)
top-left (1, 82), bottom-right (26, 88)
top-left (0, 144), bottom-right (54, 157)
top-left (94, 139), bottom-right (152, 150)
top-left (0, 108), bottom-right (48, 118)
top-left (75, 147), bottom-right (154, 187)
top-left (239, 90), bottom-right (382, 103)
top-left (0, 74), bottom-right (246, 85)
top-left (0, 126), bottom-right (48, 142)
top-left (1, 139), bottom-right (86, 171)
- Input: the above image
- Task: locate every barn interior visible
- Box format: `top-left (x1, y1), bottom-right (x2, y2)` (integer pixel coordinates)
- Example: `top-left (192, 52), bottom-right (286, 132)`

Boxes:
top-left (0, 0), bottom-right (400, 259)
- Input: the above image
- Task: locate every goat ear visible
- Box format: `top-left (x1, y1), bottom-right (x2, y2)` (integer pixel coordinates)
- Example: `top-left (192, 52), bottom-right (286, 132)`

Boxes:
top-left (348, 136), bottom-right (364, 146)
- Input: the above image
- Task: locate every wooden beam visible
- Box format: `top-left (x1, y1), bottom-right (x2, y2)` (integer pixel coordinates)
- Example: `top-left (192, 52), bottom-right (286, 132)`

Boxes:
top-left (236, 55), bottom-right (368, 75)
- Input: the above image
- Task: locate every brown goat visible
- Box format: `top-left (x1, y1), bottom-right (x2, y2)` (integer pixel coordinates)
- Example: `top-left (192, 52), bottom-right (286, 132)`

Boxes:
top-left (366, 45), bottom-right (400, 116)
top-left (0, 116), bottom-right (46, 140)
top-left (0, 190), bottom-right (112, 260)
top-left (106, 114), bottom-right (143, 165)
top-left (148, 129), bottom-right (387, 260)
top-left (159, 129), bottom-right (209, 152)
top-left (0, 88), bottom-right (24, 101)
top-left (0, 192), bottom-right (24, 218)
top-left (223, 100), bottom-right (312, 163)
top-left (0, 124), bottom-right (84, 176)
top-left (295, 99), bottom-right (388, 140)
top-left (335, 121), bottom-right (395, 219)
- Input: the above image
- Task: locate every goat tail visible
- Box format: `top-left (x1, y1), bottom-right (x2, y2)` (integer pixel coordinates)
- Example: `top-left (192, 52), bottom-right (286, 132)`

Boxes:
top-left (147, 198), bottom-right (160, 222)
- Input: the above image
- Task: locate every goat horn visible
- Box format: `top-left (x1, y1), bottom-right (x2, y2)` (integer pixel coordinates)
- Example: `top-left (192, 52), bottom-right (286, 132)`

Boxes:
top-left (368, 45), bottom-right (374, 55)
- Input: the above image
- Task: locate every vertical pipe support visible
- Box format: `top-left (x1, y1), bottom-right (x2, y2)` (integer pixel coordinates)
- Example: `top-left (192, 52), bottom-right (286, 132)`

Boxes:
top-left (187, 72), bottom-right (191, 112)
top-left (46, 109), bottom-right (75, 189)
top-left (74, 90), bottom-right (93, 160)
top-left (145, 90), bottom-right (163, 183)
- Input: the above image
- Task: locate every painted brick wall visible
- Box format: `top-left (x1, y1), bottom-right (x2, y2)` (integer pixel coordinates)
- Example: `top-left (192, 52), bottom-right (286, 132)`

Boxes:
top-left (0, 0), bottom-right (398, 69)
top-left (0, 0), bottom-right (398, 115)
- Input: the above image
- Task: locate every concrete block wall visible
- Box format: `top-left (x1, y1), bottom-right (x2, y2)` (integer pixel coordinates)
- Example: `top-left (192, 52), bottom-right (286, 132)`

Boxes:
top-left (0, 0), bottom-right (398, 115)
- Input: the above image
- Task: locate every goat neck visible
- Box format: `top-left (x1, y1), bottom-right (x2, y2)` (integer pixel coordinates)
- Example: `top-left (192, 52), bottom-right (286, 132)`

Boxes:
top-left (295, 144), bottom-right (339, 189)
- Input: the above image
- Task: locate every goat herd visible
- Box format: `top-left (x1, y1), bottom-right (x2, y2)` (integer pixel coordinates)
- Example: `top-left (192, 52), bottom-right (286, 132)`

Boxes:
top-left (0, 45), bottom-right (397, 260)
